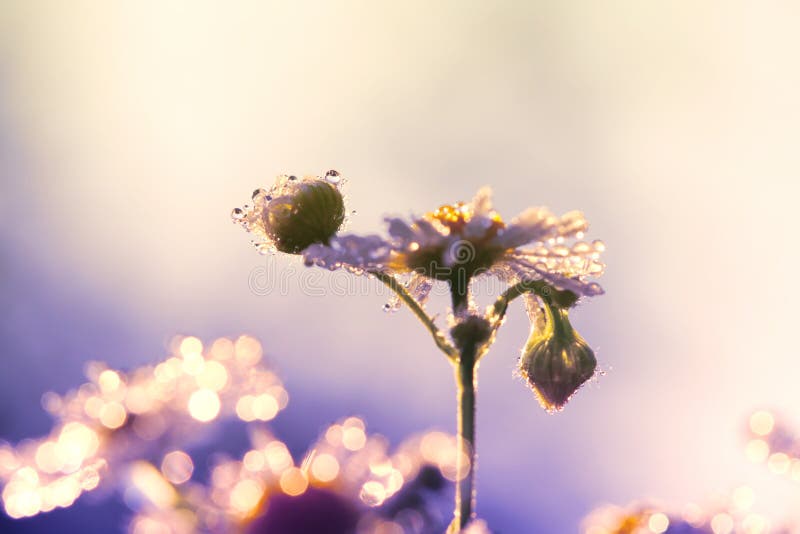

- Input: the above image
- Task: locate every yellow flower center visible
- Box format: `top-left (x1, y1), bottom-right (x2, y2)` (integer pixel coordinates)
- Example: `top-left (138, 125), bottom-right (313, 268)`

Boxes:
top-left (396, 201), bottom-right (508, 282)
top-left (426, 202), bottom-right (505, 235)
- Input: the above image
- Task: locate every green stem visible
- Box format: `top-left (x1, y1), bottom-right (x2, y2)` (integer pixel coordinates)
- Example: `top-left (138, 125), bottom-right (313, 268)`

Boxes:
top-left (541, 297), bottom-right (574, 340)
top-left (490, 279), bottom-right (551, 323)
top-left (450, 272), bottom-right (470, 316)
top-left (452, 341), bottom-right (478, 531)
top-left (371, 271), bottom-right (458, 361)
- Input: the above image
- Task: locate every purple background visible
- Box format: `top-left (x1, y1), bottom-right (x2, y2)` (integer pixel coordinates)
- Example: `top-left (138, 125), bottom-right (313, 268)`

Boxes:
top-left (2, 2), bottom-right (800, 531)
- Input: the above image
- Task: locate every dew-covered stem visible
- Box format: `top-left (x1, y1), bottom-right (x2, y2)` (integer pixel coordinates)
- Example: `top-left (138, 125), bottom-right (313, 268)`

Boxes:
top-left (451, 340), bottom-right (478, 532)
top-left (450, 272), bottom-right (470, 316)
top-left (490, 279), bottom-right (551, 321)
top-left (490, 279), bottom-right (578, 332)
top-left (371, 270), bottom-right (458, 360)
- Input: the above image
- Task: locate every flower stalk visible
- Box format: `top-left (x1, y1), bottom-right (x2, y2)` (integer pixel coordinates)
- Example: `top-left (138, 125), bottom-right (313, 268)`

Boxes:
top-left (452, 337), bottom-right (478, 532)
top-left (371, 270), bottom-right (458, 360)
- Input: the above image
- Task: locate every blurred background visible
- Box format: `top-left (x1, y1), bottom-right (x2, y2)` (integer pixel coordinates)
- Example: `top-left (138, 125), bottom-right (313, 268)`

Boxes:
top-left (1, 1), bottom-right (800, 532)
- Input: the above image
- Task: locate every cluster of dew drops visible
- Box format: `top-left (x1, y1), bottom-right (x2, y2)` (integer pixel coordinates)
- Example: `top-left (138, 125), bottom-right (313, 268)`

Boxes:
top-left (230, 170), bottom-right (350, 256)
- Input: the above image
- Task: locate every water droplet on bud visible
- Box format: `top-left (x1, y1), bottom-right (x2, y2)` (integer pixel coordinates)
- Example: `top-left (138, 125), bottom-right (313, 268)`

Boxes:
top-left (325, 170), bottom-right (342, 185)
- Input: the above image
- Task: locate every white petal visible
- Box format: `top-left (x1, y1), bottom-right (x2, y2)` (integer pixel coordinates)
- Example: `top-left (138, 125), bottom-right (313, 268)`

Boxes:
top-left (414, 218), bottom-right (449, 241)
top-left (303, 234), bottom-right (392, 272)
top-left (385, 217), bottom-right (417, 242)
top-left (470, 187), bottom-right (494, 216)
top-left (500, 258), bottom-right (604, 297)
top-left (408, 272), bottom-right (434, 306)
top-left (556, 210), bottom-right (589, 239)
top-left (383, 272), bottom-right (435, 312)
top-left (533, 269), bottom-right (605, 297)
top-left (463, 214), bottom-right (498, 240)
top-left (493, 207), bottom-right (557, 248)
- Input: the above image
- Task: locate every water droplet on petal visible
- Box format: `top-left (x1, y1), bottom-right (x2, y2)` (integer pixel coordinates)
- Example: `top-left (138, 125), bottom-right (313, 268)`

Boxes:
top-left (252, 188), bottom-right (266, 200)
top-left (571, 242), bottom-right (592, 254)
top-left (587, 282), bottom-right (603, 294)
top-left (231, 208), bottom-right (246, 220)
top-left (592, 240), bottom-right (606, 252)
top-left (588, 261), bottom-right (605, 275)
top-left (325, 170), bottom-right (342, 184)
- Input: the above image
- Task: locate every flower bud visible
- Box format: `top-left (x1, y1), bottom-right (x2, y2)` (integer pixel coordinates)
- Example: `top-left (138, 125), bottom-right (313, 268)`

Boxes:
top-left (233, 173), bottom-right (346, 255)
top-left (518, 301), bottom-right (596, 412)
top-left (264, 179), bottom-right (345, 254)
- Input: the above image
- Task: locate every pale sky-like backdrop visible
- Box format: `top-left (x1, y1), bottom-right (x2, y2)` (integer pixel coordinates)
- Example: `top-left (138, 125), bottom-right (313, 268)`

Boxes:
top-left (1, 2), bottom-right (800, 532)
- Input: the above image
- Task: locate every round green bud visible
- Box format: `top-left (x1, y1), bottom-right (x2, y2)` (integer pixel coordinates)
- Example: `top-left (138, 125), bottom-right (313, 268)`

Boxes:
top-left (263, 179), bottom-right (345, 254)
top-left (518, 302), bottom-right (596, 412)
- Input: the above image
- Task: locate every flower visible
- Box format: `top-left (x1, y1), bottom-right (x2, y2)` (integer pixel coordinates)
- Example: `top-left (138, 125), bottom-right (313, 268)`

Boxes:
top-left (0, 335), bottom-right (462, 533)
top-left (232, 171), bottom-right (346, 255)
top-left (583, 494), bottom-right (781, 534)
top-left (518, 299), bottom-right (597, 412)
top-left (0, 335), bottom-right (288, 519)
top-left (303, 187), bottom-right (605, 308)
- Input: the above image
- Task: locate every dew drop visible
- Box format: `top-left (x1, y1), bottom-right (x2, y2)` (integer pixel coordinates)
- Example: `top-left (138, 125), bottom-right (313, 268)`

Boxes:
top-left (288, 175), bottom-right (297, 181)
top-left (588, 261), bottom-right (605, 275)
top-left (325, 170), bottom-right (342, 184)
top-left (266, 194), bottom-right (273, 201)
top-left (571, 242), bottom-right (592, 254)
top-left (231, 208), bottom-right (246, 220)
top-left (252, 188), bottom-right (266, 200)
top-left (533, 246), bottom-right (548, 256)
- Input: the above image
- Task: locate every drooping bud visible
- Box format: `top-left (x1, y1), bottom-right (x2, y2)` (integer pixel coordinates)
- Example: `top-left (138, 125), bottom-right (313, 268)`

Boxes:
top-left (518, 299), bottom-right (596, 412)
top-left (233, 172), bottom-right (346, 255)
